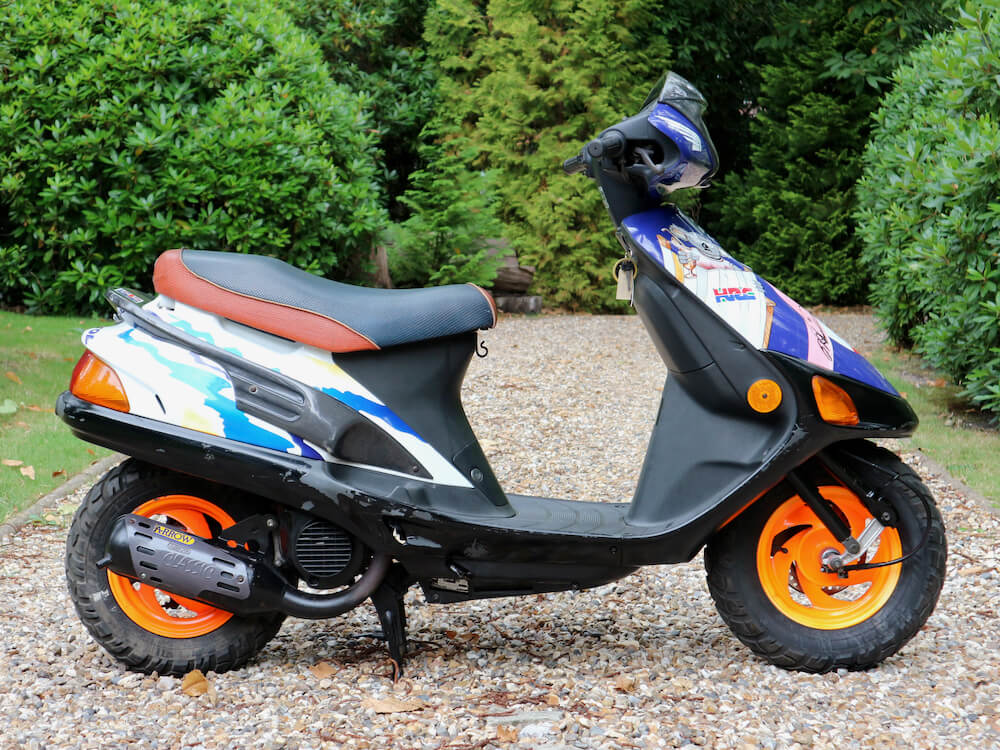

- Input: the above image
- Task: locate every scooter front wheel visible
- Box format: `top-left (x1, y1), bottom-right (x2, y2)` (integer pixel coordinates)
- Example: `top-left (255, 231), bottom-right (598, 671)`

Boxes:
top-left (65, 459), bottom-right (286, 675)
top-left (705, 443), bottom-right (946, 672)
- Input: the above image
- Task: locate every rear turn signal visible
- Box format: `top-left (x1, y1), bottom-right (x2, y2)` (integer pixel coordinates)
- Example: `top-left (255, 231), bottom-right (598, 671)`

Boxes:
top-left (70, 351), bottom-right (130, 413)
top-left (812, 376), bottom-right (859, 426)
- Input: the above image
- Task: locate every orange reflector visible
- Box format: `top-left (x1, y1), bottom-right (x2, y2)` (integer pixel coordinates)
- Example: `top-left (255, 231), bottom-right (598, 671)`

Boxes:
top-left (747, 379), bottom-right (782, 413)
top-left (812, 376), bottom-right (859, 425)
top-left (70, 351), bottom-right (130, 413)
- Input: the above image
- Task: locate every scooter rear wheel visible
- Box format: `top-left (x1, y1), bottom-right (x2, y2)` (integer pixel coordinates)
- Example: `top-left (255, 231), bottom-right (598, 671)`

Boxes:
top-left (705, 443), bottom-right (946, 672)
top-left (105, 494), bottom-right (238, 638)
top-left (65, 459), bottom-right (286, 675)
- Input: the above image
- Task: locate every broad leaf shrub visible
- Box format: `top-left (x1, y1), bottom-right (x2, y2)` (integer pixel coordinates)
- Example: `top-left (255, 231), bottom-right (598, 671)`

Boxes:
top-left (0, 0), bottom-right (384, 314)
top-left (282, 0), bottom-right (436, 220)
top-left (856, 2), bottom-right (1000, 416)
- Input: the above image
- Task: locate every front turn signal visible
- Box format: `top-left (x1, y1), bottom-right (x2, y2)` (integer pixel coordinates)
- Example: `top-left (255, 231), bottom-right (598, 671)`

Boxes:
top-left (70, 351), bottom-right (130, 413)
top-left (812, 375), bottom-right (858, 426)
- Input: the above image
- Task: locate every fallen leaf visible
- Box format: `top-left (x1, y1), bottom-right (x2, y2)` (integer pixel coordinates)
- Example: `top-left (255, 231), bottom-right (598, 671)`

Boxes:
top-left (444, 630), bottom-right (458, 639)
top-left (361, 696), bottom-right (425, 714)
top-left (23, 325), bottom-right (32, 331)
top-left (14, 421), bottom-right (29, 428)
top-left (5, 371), bottom-right (22, 384)
top-left (0, 399), bottom-right (16, 415)
top-left (545, 693), bottom-right (560, 706)
top-left (2, 459), bottom-right (23, 467)
top-left (496, 725), bottom-right (519, 742)
top-left (52, 469), bottom-right (66, 478)
top-left (20, 465), bottom-right (36, 480)
top-left (458, 632), bottom-right (479, 642)
top-left (86, 449), bottom-right (96, 456)
top-left (959, 566), bottom-right (991, 577)
top-left (181, 669), bottom-right (216, 703)
top-left (309, 661), bottom-right (337, 679)
top-left (614, 674), bottom-right (637, 693)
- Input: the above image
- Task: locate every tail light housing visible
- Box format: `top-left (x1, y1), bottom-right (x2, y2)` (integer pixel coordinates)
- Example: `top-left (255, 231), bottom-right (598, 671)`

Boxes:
top-left (70, 351), bottom-right (130, 413)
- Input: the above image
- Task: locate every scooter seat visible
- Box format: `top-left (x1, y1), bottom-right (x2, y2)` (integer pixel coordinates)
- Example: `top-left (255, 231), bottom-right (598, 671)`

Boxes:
top-left (153, 249), bottom-right (497, 352)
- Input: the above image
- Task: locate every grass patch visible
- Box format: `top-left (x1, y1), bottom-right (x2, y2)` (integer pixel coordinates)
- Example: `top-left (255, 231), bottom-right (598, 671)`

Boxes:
top-left (0, 310), bottom-right (112, 521)
top-left (868, 345), bottom-right (1000, 506)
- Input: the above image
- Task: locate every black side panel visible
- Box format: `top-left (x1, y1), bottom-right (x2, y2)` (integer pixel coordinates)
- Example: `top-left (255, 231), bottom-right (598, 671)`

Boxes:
top-left (335, 421), bottom-right (427, 477)
top-left (627, 370), bottom-right (793, 527)
top-left (337, 333), bottom-right (509, 509)
top-left (626, 244), bottom-right (798, 528)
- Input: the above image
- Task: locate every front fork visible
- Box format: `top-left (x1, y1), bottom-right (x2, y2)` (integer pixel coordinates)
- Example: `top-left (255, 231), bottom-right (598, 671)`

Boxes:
top-left (787, 447), bottom-right (900, 577)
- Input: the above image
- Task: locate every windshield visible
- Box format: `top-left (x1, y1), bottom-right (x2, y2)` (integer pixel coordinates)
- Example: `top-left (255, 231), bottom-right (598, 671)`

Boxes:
top-left (642, 71), bottom-right (709, 124)
top-left (642, 73), bottom-right (668, 109)
top-left (659, 72), bottom-right (708, 123)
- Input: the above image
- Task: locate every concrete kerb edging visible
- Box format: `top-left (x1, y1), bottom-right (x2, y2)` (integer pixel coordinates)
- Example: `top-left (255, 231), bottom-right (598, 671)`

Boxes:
top-left (913, 446), bottom-right (998, 513)
top-left (0, 453), bottom-right (124, 546)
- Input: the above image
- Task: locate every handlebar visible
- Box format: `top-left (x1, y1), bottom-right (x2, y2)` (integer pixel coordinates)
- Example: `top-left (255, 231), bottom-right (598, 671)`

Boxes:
top-left (562, 154), bottom-right (587, 175)
top-left (562, 130), bottom-right (626, 176)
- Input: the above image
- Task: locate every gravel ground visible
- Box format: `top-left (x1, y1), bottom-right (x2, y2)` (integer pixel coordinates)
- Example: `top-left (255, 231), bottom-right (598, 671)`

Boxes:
top-left (2, 312), bottom-right (998, 749)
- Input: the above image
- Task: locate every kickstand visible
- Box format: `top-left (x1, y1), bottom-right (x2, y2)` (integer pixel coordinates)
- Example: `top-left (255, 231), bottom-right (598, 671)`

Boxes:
top-left (369, 564), bottom-right (411, 678)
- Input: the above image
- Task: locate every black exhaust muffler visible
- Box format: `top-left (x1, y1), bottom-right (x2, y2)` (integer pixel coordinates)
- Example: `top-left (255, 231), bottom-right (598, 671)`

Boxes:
top-left (101, 514), bottom-right (389, 619)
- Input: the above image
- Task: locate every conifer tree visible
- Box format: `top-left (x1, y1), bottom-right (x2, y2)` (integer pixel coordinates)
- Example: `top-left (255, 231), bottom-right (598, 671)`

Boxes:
top-left (422, 0), bottom-right (673, 309)
top-left (707, 0), bottom-right (945, 305)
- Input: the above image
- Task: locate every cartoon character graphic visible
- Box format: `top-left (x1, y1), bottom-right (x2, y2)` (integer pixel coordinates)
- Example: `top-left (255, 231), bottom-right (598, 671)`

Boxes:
top-left (655, 222), bottom-right (776, 349)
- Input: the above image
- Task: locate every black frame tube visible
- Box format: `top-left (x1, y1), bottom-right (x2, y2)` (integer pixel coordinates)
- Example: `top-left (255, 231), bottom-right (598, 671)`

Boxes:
top-left (785, 469), bottom-right (858, 553)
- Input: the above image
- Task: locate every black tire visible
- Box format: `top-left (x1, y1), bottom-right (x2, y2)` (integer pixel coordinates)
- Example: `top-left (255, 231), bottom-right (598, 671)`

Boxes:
top-left (65, 459), bottom-right (286, 675)
top-left (705, 443), bottom-right (946, 672)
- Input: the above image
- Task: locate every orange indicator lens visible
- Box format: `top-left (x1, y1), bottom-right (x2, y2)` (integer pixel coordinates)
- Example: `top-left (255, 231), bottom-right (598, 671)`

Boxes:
top-left (70, 351), bottom-right (130, 412)
top-left (812, 376), bottom-right (859, 425)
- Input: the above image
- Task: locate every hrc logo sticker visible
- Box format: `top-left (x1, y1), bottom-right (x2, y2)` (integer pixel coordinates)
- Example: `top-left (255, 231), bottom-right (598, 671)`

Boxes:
top-left (714, 287), bottom-right (756, 302)
top-left (154, 526), bottom-right (196, 546)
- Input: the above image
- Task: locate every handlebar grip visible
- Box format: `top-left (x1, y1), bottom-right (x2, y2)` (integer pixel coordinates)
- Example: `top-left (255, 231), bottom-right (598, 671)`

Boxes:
top-left (587, 131), bottom-right (626, 159)
top-left (562, 153), bottom-right (587, 175)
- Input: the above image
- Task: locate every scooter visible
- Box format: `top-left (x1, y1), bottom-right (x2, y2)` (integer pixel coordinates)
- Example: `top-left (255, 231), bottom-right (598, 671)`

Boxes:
top-left (59, 71), bottom-right (946, 677)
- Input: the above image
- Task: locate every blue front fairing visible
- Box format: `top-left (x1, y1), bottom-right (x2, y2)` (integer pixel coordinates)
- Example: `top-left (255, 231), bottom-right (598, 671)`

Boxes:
top-left (622, 206), bottom-right (897, 396)
top-left (647, 103), bottom-right (717, 193)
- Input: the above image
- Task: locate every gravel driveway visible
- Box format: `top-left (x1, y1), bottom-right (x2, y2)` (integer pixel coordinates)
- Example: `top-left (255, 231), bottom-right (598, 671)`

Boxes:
top-left (2, 313), bottom-right (998, 749)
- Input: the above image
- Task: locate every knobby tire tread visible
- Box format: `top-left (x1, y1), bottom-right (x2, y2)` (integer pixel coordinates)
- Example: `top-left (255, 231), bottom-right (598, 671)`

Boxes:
top-left (65, 460), bottom-right (285, 676)
top-left (705, 443), bottom-right (946, 673)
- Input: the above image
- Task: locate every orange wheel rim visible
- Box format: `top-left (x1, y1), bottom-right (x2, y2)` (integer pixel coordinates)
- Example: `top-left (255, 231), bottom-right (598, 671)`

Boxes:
top-left (756, 486), bottom-right (902, 629)
top-left (107, 495), bottom-right (236, 638)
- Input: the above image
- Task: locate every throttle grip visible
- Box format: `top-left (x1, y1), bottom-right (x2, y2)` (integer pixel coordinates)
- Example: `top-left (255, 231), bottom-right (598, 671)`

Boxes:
top-left (563, 153), bottom-right (587, 175)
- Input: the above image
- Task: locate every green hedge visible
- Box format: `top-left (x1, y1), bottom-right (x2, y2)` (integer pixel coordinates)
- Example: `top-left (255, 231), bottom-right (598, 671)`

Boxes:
top-left (0, 0), bottom-right (385, 313)
top-left (856, 1), bottom-right (1000, 415)
top-left (706, 0), bottom-right (946, 306)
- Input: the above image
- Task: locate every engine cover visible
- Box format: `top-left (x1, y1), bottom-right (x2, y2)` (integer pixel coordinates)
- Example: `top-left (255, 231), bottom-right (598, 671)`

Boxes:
top-left (288, 517), bottom-right (364, 589)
